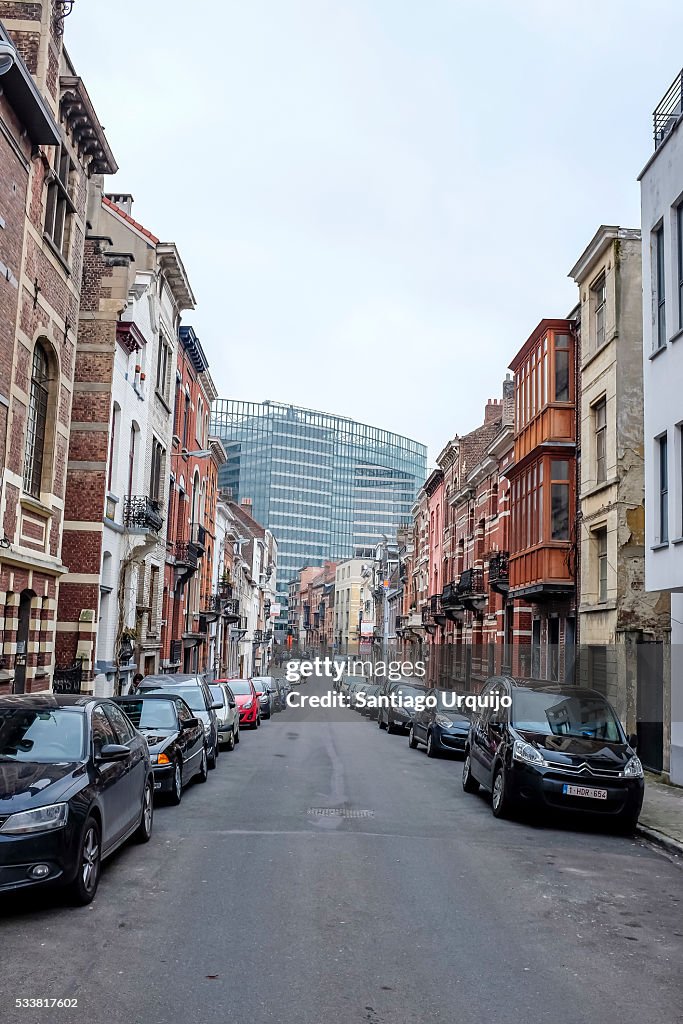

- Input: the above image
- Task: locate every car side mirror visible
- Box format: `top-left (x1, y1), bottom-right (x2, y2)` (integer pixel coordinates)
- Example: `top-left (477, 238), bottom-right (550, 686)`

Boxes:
top-left (628, 732), bottom-right (638, 750)
top-left (228, 700), bottom-right (236, 709)
top-left (489, 721), bottom-right (504, 734)
top-left (182, 718), bottom-right (200, 729)
top-left (210, 701), bottom-right (222, 710)
top-left (96, 743), bottom-right (129, 762)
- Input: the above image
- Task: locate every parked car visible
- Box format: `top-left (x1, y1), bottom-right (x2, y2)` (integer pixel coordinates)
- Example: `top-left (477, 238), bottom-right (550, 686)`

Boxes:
top-left (357, 682), bottom-right (380, 718)
top-left (462, 677), bottom-right (645, 832)
top-left (409, 689), bottom-right (471, 758)
top-left (114, 693), bottom-right (208, 802)
top-left (217, 678), bottom-right (260, 729)
top-left (138, 674), bottom-right (221, 769)
top-left (208, 683), bottom-right (240, 750)
top-left (253, 678), bottom-right (275, 719)
top-left (349, 680), bottom-right (372, 710)
top-left (0, 694), bottom-right (154, 905)
top-left (378, 682), bottom-right (428, 733)
top-left (265, 678), bottom-right (286, 712)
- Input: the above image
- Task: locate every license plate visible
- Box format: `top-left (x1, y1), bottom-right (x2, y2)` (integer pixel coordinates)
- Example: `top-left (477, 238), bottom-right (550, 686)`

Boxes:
top-left (154, 782), bottom-right (162, 791)
top-left (562, 784), bottom-right (607, 800)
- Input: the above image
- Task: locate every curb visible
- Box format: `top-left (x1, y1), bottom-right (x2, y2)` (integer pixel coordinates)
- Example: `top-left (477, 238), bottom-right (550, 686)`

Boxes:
top-left (636, 823), bottom-right (683, 859)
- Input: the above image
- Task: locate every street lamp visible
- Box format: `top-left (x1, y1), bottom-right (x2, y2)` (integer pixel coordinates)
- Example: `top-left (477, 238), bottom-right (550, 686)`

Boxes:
top-left (171, 449), bottom-right (212, 459)
top-left (0, 41), bottom-right (17, 76)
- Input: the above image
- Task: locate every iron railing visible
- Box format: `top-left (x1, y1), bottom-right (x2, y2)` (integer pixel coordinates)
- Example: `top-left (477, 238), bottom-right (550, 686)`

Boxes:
top-left (488, 551), bottom-right (509, 591)
top-left (654, 68), bottom-right (683, 148)
top-left (174, 541), bottom-right (199, 568)
top-left (458, 568), bottom-right (485, 597)
top-left (191, 522), bottom-right (207, 549)
top-left (123, 495), bottom-right (163, 533)
top-left (53, 660), bottom-right (83, 694)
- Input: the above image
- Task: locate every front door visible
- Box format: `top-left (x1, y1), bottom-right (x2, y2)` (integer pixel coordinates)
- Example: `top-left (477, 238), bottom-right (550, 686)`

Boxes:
top-left (13, 590), bottom-right (34, 695)
top-left (92, 706), bottom-right (130, 849)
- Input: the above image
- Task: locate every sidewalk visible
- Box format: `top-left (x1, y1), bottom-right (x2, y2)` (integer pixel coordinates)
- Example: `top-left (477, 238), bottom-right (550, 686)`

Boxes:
top-left (637, 773), bottom-right (683, 858)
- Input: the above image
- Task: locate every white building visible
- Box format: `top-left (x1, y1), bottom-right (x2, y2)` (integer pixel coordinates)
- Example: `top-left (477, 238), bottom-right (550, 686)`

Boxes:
top-left (639, 68), bottom-right (683, 784)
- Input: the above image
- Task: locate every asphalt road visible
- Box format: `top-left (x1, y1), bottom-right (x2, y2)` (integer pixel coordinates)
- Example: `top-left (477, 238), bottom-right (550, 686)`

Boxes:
top-left (1, 685), bottom-right (682, 1024)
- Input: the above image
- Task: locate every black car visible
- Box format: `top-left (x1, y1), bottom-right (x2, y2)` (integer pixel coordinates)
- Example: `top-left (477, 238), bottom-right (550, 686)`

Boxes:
top-left (253, 678), bottom-right (274, 720)
top-left (0, 695), bottom-right (154, 905)
top-left (409, 689), bottom-right (470, 757)
top-left (357, 683), bottom-right (381, 718)
top-left (462, 677), bottom-right (645, 832)
top-left (378, 682), bottom-right (428, 733)
top-left (138, 674), bottom-right (221, 769)
top-left (114, 694), bottom-right (207, 804)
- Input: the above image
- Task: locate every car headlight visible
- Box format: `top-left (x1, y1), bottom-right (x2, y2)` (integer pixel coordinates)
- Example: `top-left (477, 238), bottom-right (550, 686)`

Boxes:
top-left (0, 803), bottom-right (69, 835)
top-left (243, 700), bottom-right (253, 710)
top-left (512, 739), bottom-right (545, 766)
top-left (435, 714), bottom-right (453, 728)
top-left (622, 755), bottom-right (644, 779)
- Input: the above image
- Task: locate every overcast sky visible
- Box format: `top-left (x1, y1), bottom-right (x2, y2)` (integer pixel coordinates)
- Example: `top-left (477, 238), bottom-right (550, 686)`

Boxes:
top-left (67, 0), bottom-right (683, 462)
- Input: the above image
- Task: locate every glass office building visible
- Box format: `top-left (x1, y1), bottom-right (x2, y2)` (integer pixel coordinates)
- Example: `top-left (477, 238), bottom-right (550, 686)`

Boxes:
top-left (211, 400), bottom-right (427, 629)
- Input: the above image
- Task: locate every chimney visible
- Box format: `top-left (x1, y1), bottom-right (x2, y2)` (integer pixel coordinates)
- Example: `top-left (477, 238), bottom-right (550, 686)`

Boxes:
top-left (484, 398), bottom-right (502, 424)
top-left (105, 193), bottom-right (134, 216)
top-left (502, 374), bottom-right (515, 427)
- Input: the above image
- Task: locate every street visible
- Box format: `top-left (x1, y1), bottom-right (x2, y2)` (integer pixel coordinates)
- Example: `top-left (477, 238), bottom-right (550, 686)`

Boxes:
top-left (1, 681), bottom-right (682, 1024)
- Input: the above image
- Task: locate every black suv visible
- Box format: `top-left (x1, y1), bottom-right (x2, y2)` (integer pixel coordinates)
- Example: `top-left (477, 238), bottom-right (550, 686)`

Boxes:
top-left (462, 676), bottom-right (644, 832)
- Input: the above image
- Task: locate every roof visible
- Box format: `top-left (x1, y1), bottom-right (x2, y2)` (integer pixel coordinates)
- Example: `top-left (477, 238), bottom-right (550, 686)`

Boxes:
top-left (568, 225), bottom-right (641, 283)
top-left (102, 195), bottom-right (160, 244)
top-left (0, 694), bottom-right (92, 709)
top-left (509, 318), bottom-right (574, 372)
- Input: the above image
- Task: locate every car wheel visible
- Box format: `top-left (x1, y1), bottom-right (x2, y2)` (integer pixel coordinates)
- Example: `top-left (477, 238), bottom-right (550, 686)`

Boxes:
top-left (66, 816), bottom-right (101, 906)
top-left (615, 811), bottom-right (640, 836)
top-left (169, 759), bottom-right (183, 806)
top-left (226, 727), bottom-right (236, 751)
top-left (462, 752), bottom-right (480, 794)
top-left (135, 779), bottom-right (154, 842)
top-left (491, 766), bottom-right (512, 819)
top-left (408, 725), bottom-right (419, 749)
top-left (386, 716), bottom-right (394, 734)
top-left (426, 730), bottom-right (440, 758)
top-left (378, 715), bottom-right (386, 730)
top-left (255, 715), bottom-right (261, 729)
top-left (198, 745), bottom-right (209, 782)
top-left (208, 741), bottom-right (217, 769)
top-left (234, 725), bottom-right (240, 744)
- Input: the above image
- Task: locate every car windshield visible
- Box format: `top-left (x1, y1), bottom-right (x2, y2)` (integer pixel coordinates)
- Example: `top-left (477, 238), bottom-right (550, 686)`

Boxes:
top-left (209, 686), bottom-right (226, 706)
top-left (511, 690), bottom-right (624, 741)
top-left (226, 680), bottom-right (252, 695)
top-left (394, 686), bottom-right (422, 702)
top-left (0, 708), bottom-right (85, 762)
top-left (148, 686), bottom-right (206, 712)
top-left (121, 700), bottom-right (177, 730)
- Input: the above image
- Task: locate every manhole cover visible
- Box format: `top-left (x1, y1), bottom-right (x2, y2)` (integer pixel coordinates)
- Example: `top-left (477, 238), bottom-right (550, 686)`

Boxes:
top-left (307, 808), bottom-right (375, 818)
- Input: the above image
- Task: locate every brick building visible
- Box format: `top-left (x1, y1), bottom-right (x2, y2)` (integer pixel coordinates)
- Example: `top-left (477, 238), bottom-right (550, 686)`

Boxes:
top-left (0, 5), bottom-right (115, 693)
top-left (161, 325), bottom-right (226, 675)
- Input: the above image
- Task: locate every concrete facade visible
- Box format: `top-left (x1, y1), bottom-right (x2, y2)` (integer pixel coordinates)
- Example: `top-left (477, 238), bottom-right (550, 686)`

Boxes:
top-left (639, 75), bottom-right (683, 783)
top-left (570, 226), bottom-right (670, 766)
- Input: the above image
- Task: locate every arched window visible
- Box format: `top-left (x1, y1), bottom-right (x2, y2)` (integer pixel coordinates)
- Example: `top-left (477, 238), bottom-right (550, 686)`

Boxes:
top-left (23, 343), bottom-right (50, 498)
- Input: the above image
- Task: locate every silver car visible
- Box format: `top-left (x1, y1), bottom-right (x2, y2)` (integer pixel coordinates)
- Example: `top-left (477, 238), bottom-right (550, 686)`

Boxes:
top-left (209, 683), bottom-right (240, 750)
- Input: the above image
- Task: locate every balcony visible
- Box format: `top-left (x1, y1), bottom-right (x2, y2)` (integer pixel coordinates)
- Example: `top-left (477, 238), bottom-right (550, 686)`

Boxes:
top-left (457, 568), bottom-right (487, 613)
top-left (488, 551), bottom-right (509, 595)
top-left (174, 542), bottom-right (199, 569)
top-left (654, 67), bottom-right (683, 148)
top-left (123, 495), bottom-right (163, 533)
top-left (191, 522), bottom-right (207, 553)
top-left (441, 580), bottom-right (465, 622)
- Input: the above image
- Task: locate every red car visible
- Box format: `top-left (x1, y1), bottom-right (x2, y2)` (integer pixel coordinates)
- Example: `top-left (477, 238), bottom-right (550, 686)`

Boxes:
top-left (217, 678), bottom-right (260, 729)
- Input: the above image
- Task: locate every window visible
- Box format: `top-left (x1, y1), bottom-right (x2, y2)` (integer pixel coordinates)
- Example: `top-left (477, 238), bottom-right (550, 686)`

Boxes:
top-left (108, 404), bottom-right (119, 493)
top-left (655, 225), bottom-right (666, 348)
top-left (554, 335), bottom-right (570, 402)
top-left (678, 205), bottom-right (683, 331)
top-left (593, 275), bottom-right (606, 350)
top-left (91, 706), bottom-right (117, 758)
top-left (596, 528), bottom-right (608, 603)
top-left (23, 343), bottom-right (50, 498)
top-left (149, 565), bottom-right (160, 631)
top-left (150, 440), bottom-right (164, 502)
top-left (182, 392), bottom-right (190, 449)
top-left (156, 340), bottom-right (170, 399)
top-left (128, 424), bottom-right (137, 497)
top-left (104, 703), bottom-right (135, 744)
top-left (550, 460), bottom-right (570, 541)
top-left (658, 433), bottom-right (668, 543)
top-left (594, 398), bottom-right (607, 484)
top-left (44, 143), bottom-right (75, 261)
